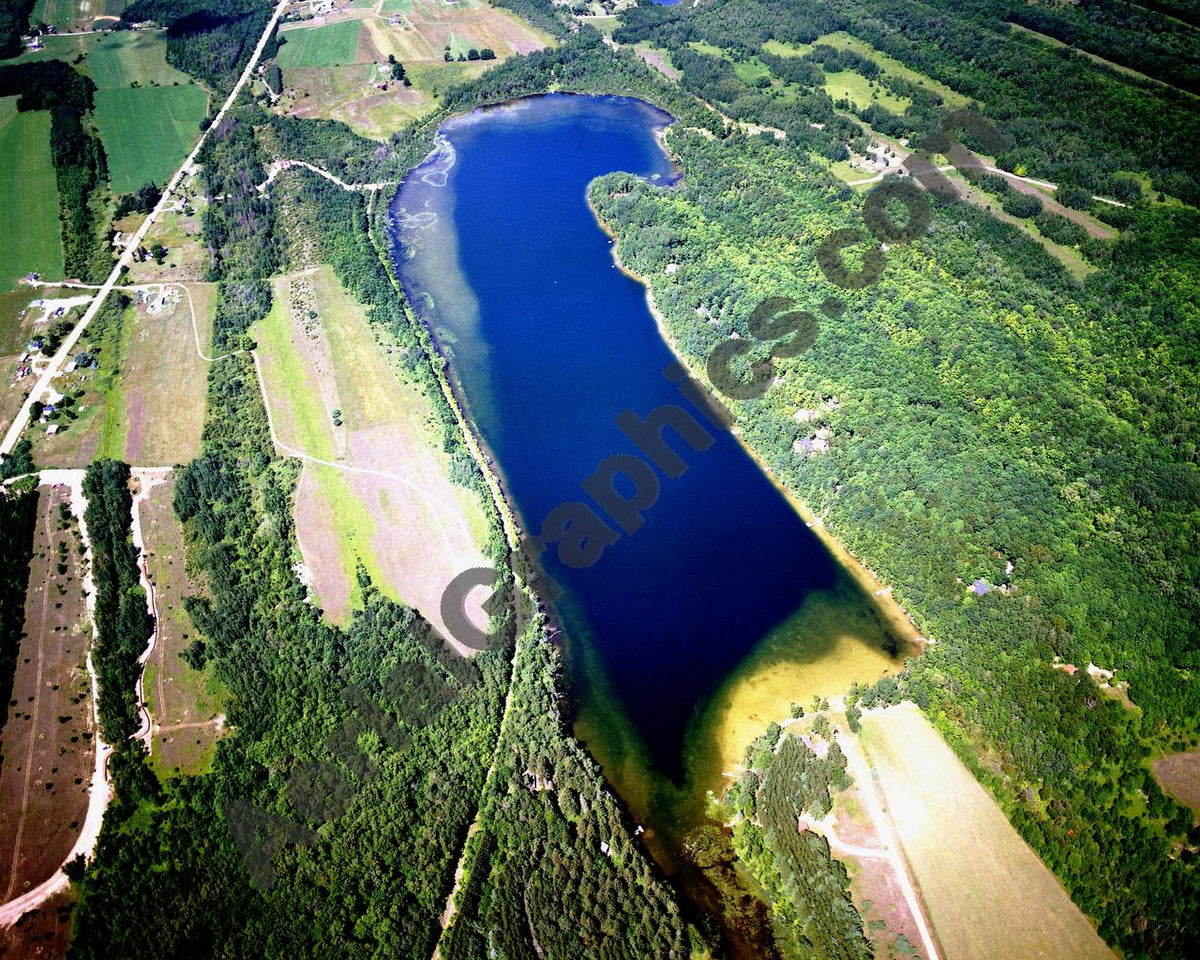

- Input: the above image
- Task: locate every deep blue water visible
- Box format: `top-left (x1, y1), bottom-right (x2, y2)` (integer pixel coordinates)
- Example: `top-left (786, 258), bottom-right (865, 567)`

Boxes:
top-left (390, 95), bottom-right (843, 781)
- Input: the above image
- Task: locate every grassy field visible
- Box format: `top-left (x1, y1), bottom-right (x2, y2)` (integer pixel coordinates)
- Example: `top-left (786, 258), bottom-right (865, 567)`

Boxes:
top-left (1153, 752), bottom-right (1200, 823)
top-left (33, 285), bottom-right (210, 467)
top-left (787, 31), bottom-right (970, 109)
top-left (277, 20), bottom-right (364, 69)
top-left (139, 473), bottom-right (227, 778)
top-left (255, 265), bottom-right (487, 641)
top-left (17, 30), bottom-right (193, 90)
top-left (116, 284), bottom-right (211, 464)
top-left (859, 704), bottom-right (1117, 960)
top-left (94, 84), bottom-right (207, 192)
top-left (87, 31), bottom-right (195, 88)
top-left (276, 2), bottom-right (550, 138)
top-left (33, 0), bottom-right (125, 28)
top-left (824, 68), bottom-right (910, 113)
top-left (0, 110), bottom-right (64, 292)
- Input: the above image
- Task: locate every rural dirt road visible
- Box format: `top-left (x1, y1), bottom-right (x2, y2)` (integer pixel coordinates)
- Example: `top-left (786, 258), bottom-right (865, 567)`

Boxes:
top-left (821, 701), bottom-right (943, 960)
top-left (0, 471), bottom-right (109, 926)
top-left (0, 0), bottom-right (291, 460)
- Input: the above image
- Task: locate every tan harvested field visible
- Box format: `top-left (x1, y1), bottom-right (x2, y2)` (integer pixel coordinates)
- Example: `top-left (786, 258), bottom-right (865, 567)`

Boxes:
top-left (0, 485), bottom-right (94, 906)
top-left (138, 472), bottom-right (226, 778)
top-left (1153, 751), bottom-right (1200, 824)
top-left (859, 703), bottom-right (1117, 960)
top-left (255, 265), bottom-right (488, 646)
top-left (34, 284), bottom-right (211, 469)
top-left (117, 284), bottom-right (211, 466)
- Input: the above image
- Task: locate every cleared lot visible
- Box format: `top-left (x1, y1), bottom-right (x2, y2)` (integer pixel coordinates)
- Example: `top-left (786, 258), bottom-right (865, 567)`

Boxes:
top-left (0, 484), bottom-right (94, 905)
top-left (859, 703), bottom-right (1116, 960)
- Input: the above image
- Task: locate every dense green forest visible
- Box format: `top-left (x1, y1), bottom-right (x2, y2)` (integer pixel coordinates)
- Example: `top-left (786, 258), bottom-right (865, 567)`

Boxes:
top-left (614, 0), bottom-right (1200, 204)
top-left (0, 0), bottom-right (35, 59)
top-left (122, 0), bottom-right (279, 93)
top-left (589, 30), bottom-right (1199, 949)
top-left (0, 60), bottom-right (109, 280)
top-left (721, 725), bottom-right (870, 960)
top-left (81, 458), bottom-right (153, 745)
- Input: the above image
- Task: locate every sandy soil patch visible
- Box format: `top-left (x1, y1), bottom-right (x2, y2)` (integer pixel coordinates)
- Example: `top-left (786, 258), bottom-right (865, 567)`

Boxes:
top-left (0, 888), bottom-right (75, 960)
top-left (636, 45), bottom-right (680, 81)
top-left (0, 485), bottom-right (94, 904)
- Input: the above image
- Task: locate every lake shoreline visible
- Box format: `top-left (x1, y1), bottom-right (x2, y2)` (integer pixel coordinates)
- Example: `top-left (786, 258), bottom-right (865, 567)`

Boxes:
top-left (588, 192), bottom-right (926, 655)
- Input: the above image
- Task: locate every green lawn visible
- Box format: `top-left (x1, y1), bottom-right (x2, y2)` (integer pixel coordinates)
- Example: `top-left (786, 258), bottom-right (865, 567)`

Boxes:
top-left (381, 0), bottom-right (413, 12)
top-left (824, 69), bottom-right (911, 113)
top-left (277, 20), bottom-right (363, 69)
top-left (94, 84), bottom-right (207, 192)
top-left (808, 31), bottom-right (969, 109)
top-left (0, 110), bottom-right (64, 291)
top-left (17, 29), bottom-right (194, 89)
top-left (87, 31), bottom-right (195, 89)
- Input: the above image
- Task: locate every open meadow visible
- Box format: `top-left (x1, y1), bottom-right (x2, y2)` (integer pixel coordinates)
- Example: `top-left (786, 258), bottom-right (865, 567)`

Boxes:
top-left (275, 0), bottom-right (551, 137)
top-left (277, 18), bottom-right (363, 69)
top-left (32, 284), bottom-right (210, 467)
top-left (0, 107), bottom-right (63, 292)
top-left (859, 704), bottom-right (1116, 960)
top-left (94, 84), bottom-right (208, 193)
top-left (138, 472), bottom-right (226, 778)
top-left (31, 0), bottom-right (125, 30)
top-left (254, 264), bottom-right (488, 644)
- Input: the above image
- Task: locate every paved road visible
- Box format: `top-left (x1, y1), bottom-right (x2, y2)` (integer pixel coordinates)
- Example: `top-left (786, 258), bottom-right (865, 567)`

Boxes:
top-left (1, 0), bottom-right (291, 460)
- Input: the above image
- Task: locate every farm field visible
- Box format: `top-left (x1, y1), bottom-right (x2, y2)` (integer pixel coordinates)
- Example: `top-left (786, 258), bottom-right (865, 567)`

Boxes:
top-left (0, 109), bottom-right (64, 293)
top-left (823, 68), bottom-right (910, 113)
top-left (94, 84), bottom-right (207, 192)
top-left (275, 0), bottom-right (551, 138)
top-left (858, 703), bottom-right (1117, 960)
top-left (0, 484), bottom-right (94, 906)
top-left (86, 30), bottom-right (194, 88)
top-left (17, 29), bottom-right (193, 90)
top-left (277, 18), bottom-right (363, 69)
top-left (138, 472), bottom-right (226, 778)
top-left (33, 285), bottom-right (209, 467)
top-left (254, 264), bottom-right (488, 644)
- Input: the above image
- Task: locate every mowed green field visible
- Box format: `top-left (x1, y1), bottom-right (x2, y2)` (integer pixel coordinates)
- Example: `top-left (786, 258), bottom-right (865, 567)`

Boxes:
top-left (95, 84), bottom-right (207, 192)
top-left (87, 31), bottom-right (195, 88)
top-left (17, 30), bottom-right (191, 89)
top-left (277, 20), bottom-right (363, 69)
top-left (0, 108), bottom-right (64, 291)
top-left (859, 703), bottom-right (1116, 960)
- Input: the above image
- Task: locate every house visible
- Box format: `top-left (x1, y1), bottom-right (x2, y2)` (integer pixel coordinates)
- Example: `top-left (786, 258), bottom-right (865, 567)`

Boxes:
top-left (46, 424), bottom-right (59, 437)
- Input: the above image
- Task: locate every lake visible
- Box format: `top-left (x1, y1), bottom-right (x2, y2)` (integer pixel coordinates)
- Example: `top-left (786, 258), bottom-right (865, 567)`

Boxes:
top-left (389, 92), bottom-right (907, 920)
